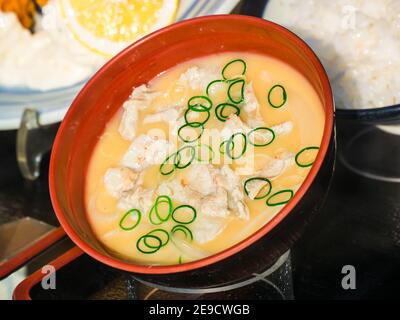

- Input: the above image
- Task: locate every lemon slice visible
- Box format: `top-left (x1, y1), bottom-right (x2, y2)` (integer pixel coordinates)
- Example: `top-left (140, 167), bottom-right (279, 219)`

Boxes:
top-left (57, 0), bottom-right (178, 57)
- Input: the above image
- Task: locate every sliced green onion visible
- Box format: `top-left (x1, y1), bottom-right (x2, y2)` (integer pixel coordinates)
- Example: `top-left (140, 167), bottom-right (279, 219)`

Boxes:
top-left (178, 122), bottom-right (204, 143)
top-left (119, 208), bottom-right (141, 231)
top-left (268, 84), bottom-right (287, 108)
top-left (227, 79), bottom-right (245, 104)
top-left (206, 79), bottom-right (226, 97)
top-left (244, 177), bottom-right (272, 200)
top-left (247, 127), bottom-right (275, 147)
top-left (219, 139), bottom-right (234, 154)
top-left (172, 205), bottom-right (197, 224)
top-left (159, 146), bottom-right (196, 176)
top-left (195, 144), bottom-right (214, 162)
top-left (188, 95), bottom-right (213, 111)
top-left (266, 189), bottom-right (294, 207)
top-left (175, 145), bottom-right (196, 169)
top-left (222, 59), bottom-right (246, 80)
top-left (226, 132), bottom-right (247, 160)
top-left (215, 103), bottom-right (240, 122)
top-left (154, 195), bottom-right (172, 222)
top-left (160, 153), bottom-right (177, 175)
top-left (136, 234), bottom-right (162, 254)
top-left (184, 108), bottom-right (210, 125)
top-left (295, 146), bottom-right (320, 168)
top-left (144, 229), bottom-right (170, 248)
top-left (171, 224), bottom-right (193, 241)
top-left (178, 256), bottom-right (183, 264)
top-left (149, 205), bottom-right (163, 225)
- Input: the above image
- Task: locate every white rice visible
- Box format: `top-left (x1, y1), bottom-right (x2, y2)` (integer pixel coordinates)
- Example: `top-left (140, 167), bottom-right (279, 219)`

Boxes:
top-left (264, 0), bottom-right (400, 109)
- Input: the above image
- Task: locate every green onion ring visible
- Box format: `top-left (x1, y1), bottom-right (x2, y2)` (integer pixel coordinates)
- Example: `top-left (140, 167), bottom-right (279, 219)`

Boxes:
top-left (178, 122), bottom-right (204, 143)
top-left (184, 108), bottom-right (210, 125)
top-left (149, 205), bottom-right (163, 225)
top-left (266, 189), bottom-right (294, 207)
top-left (144, 229), bottom-right (170, 248)
top-left (226, 132), bottom-right (247, 160)
top-left (222, 59), bottom-right (247, 80)
top-left (154, 195), bottom-right (172, 222)
top-left (119, 208), bottom-right (141, 231)
top-left (174, 145), bottom-right (196, 169)
top-left (196, 144), bottom-right (214, 162)
top-left (159, 153), bottom-right (177, 175)
top-left (219, 140), bottom-right (235, 154)
top-left (171, 224), bottom-right (193, 241)
top-left (172, 205), bottom-right (197, 224)
top-left (136, 234), bottom-right (162, 254)
top-left (227, 79), bottom-right (245, 104)
top-left (268, 84), bottom-right (287, 108)
top-left (295, 146), bottom-right (320, 168)
top-left (247, 127), bottom-right (276, 147)
top-left (206, 79), bottom-right (226, 96)
top-left (215, 103), bottom-right (240, 122)
top-left (243, 177), bottom-right (272, 200)
top-left (188, 95), bottom-right (213, 111)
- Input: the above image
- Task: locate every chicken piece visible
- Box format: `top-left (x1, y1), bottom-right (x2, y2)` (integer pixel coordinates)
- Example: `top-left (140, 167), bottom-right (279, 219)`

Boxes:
top-left (271, 121), bottom-right (293, 136)
top-left (158, 169), bottom-right (230, 217)
top-left (143, 106), bottom-right (181, 124)
top-left (157, 179), bottom-right (202, 208)
top-left (103, 167), bottom-right (139, 198)
top-left (191, 216), bottom-right (226, 244)
top-left (200, 187), bottom-right (230, 218)
top-left (117, 187), bottom-right (154, 214)
top-left (222, 114), bottom-right (292, 143)
top-left (245, 178), bottom-right (268, 200)
top-left (185, 164), bottom-right (218, 196)
top-left (170, 115), bottom-right (186, 139)
top-left (159, 170), bottom-right (230, 218)
top-left (185, 165), bottom-right (230, 218)
top-left (216, 165), bottom-right (250, 220)
top-left (121, 134), bottom-right (173, 172)
top-left (260, 151), bottom-right (295, 179)
top-left (220, 114), bottom-right (249, 140)
top-left (243, 82), bottom-right (264, 127)
top-left (177, 66), bottom-right (220, 91)
top-left (129, 84), bottom-right (160, 110)
top-left (221, 114), bottom-right (268, 147)
top-left (119, 100), bottom-right (138, 141)
top-left (118, 85), bottom-right (159, 140)
top-left (243, 82), bottom-right (258, 113)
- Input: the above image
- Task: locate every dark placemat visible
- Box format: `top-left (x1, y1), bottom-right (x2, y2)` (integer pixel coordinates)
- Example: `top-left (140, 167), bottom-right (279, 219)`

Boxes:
top-left (292, 120), bottom-right (400, 299)
top-left (0, 129), bottom-right (59, 227)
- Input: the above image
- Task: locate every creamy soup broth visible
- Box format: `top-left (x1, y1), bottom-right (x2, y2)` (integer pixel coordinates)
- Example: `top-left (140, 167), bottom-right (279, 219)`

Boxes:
top-left (85, 52), bottom-right (325, 265)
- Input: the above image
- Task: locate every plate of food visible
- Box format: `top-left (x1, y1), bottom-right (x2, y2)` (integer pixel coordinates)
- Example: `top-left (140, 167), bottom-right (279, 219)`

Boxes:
top-left (49, 15), bottom-right (334, 279)
top-left (0, 0), bottom-right (241, 130)
top-left (263, 0), bottom-right (400, 125)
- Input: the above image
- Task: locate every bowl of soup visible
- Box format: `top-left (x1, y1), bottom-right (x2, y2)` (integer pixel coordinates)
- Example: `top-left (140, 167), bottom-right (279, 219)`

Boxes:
top-left (49, 15), bottom-right (335, 276)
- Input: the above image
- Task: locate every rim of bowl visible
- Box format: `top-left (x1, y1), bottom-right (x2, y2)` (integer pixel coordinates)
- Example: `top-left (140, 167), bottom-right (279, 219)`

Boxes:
top-left (335, 104), bottom-right (400, 123)
top-left (49, 14), bottom-right (334, 275)
top-left (0, 79), bottom-right (88, 95)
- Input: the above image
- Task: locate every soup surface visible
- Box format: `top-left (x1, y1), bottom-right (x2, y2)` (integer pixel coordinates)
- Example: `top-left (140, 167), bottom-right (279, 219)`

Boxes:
top-left (85, 52), bottom-right (325, 265)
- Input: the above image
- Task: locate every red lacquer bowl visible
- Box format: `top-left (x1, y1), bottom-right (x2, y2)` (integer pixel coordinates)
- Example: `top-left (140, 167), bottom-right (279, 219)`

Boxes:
top-left (49, 15), bottom-right (334, 275)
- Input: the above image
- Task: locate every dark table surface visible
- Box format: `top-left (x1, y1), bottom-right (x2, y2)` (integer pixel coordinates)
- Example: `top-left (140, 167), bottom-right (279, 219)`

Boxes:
top-left (1, 0), bottom-right (400, 299)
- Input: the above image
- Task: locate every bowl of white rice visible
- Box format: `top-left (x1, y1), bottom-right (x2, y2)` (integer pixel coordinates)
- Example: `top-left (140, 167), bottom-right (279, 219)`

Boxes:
top-left (263, 0), bottom-right (400, 123)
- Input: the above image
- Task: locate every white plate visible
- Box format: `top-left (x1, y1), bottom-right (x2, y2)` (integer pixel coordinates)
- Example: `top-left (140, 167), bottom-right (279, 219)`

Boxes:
top-left (0, 0), bottom-right (241, 131)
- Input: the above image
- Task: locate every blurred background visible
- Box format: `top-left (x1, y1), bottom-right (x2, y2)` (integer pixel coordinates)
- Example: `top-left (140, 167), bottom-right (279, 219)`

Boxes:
top-left (0, 0), bottom-right (399, 300)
